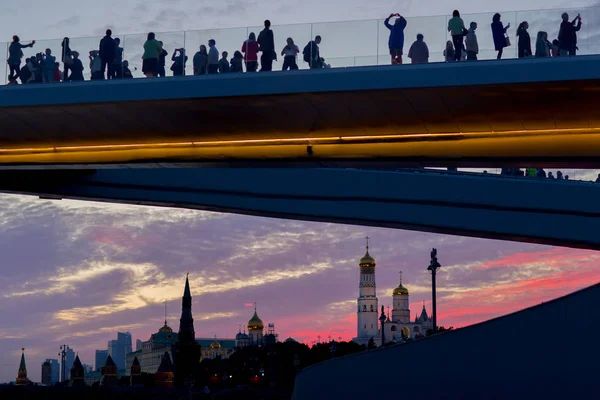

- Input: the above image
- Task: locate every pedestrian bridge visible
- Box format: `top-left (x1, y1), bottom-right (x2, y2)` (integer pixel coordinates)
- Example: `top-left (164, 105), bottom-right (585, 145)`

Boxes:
top-left (1, 55), bottom-right (600, 168)
top-left (1, 168), bottom-right (600, 250)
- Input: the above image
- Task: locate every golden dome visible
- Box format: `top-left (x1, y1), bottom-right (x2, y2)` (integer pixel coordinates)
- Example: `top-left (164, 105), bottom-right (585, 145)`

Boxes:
top-left (393, 284), bottom-right (409, 296)
top-left (359, 250), bottom-right (376, 266)
top-left (248, 310), bottom-right (264, 330)
top-left (159, 321), bottom-right (173, 333)
top-left (393, 271), bottom-right (409, 296)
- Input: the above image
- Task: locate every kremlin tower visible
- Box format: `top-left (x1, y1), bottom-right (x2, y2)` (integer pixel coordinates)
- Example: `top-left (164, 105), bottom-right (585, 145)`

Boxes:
top-left (69, 355), bottom-right (85, 387)
top-left (155, 351), bottom-right (174, 388)
top-left (173, 274), bottom-right (201, 386)
top-left (16, 348), bottom-right (29, 385)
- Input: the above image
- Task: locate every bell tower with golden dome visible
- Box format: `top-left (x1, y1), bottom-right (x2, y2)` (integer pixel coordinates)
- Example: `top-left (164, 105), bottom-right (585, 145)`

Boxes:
top-left (248, 303), bottom-right (264, 345)
top-left (355, 237), bottom-right (379, 345)
top-left (392, 271), bottom-right (411, 323)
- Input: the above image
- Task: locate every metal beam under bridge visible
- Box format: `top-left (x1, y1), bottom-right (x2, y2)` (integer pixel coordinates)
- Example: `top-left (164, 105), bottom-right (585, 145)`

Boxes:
top-left (0, 168), bottom-right (598, 249)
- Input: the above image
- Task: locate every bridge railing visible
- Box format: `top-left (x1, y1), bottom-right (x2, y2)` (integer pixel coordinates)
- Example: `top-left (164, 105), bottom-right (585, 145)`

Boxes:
top-left (4, 6), bottom-right (599, 83)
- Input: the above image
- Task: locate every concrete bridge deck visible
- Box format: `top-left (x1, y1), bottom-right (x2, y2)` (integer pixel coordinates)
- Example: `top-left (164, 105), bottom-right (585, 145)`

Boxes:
top-left (1, 167), bottom-right (599, 249)
top-left (1, 56), bottom-right (600, 167)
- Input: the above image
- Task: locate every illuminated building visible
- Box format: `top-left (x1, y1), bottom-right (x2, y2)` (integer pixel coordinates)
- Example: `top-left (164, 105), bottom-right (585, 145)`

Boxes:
top-left (126, 320), bottom-right (178, 374)
top-left (199, 337), bottom-right (236, 361)
top-left (353, 240), bottom-right (432, 346)
top-left (248, 306), bottom-right (264, 345)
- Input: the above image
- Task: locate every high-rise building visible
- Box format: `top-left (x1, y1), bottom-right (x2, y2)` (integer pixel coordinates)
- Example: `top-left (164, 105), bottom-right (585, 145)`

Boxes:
top-left (64, 348), bottom-right (75, 380)
top-left (41, 359), bottom-right (59, 385)
top-left (119, 332), bottom-right (133, 356)
top-left (108, 340), bottom-right (123, 370)
top-left (95, 350), bottom-right (108, 372)
top-left (108, 332), bottom-right (131, 371)
top-left (135, 339), bottom-right (143, 351)
top-left (41, 360), bottom-right (52, 385)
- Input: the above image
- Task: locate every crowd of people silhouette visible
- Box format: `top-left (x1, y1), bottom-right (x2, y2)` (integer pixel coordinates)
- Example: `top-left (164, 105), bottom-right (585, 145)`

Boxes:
top-left (5, 11), bottom-right (585, 84)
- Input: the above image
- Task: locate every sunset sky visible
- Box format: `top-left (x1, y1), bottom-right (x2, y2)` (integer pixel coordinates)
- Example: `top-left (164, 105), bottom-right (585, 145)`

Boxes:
top-left (1, 0), bottom-right (600, 384)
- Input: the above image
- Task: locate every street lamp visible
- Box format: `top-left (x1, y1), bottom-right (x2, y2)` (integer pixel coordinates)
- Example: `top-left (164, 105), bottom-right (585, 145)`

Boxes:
top-left (58, 344), bottom-right (69, 382)
top-left (427, 248), bottom-right (441, 334)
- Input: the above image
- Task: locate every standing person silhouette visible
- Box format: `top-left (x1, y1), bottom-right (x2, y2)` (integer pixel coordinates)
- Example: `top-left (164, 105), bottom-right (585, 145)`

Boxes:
top-left (491, 13), bottom-right (510, 59)
top-left (558, 12), bottom-right (582, 56)
top-left (61, 37), bottom-right (72, 81)
top-left (448, 10), bottom-right (465, 61)
top-left (516, 21), bottom-right (532, 58)
top-left (257, 20), bottom-right (275, 71)
top-left (99, 29), bottom-right (116, 79)
top-left (142, 32), bottom-right (163, 78)
top-left (242, 32), bottom-right (259, 72)
top-left (384, 13), bottom-right (407, 64)
top-left (8, 35), bottom-right (35, 83)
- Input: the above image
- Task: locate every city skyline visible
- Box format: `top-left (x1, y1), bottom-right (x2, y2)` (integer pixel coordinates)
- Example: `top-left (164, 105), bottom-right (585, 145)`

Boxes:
top-left (1, 0), bottom-right (600, 385)
top-left (1, 193), bottom-right (598, 383)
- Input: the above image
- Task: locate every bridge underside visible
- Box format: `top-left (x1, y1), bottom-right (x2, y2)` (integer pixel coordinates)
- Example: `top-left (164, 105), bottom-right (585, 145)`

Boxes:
top-left (2, 62), bottom-right (600, 167)
top-left (0, 168), bottom-right (598, 250)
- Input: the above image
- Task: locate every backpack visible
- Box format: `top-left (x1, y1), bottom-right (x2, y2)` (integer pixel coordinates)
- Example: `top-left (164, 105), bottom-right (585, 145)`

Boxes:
top-left (303, 43), bottom-right (311, 63)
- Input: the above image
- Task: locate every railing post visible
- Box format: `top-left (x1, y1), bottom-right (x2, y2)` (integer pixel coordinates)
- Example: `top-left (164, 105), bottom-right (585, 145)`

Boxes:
top-left (376, 19), bottom-right (379, 66)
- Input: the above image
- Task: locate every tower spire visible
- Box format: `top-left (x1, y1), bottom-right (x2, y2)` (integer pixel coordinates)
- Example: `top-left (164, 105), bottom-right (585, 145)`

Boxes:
top-left (16, 348), bottom-right (29, 385)
top-left (178, 274), bottom-right (195, 341)
top-left (174, 274), bottom-right (201, 387)
top-left (164, 300), bottom-right (167, 326)
top-left (365, 236), bottom-right (370, 252)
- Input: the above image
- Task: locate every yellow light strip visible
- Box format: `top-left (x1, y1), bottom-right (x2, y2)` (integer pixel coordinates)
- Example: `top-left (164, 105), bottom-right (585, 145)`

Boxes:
top-left (0, 127), bottom-right (600, 155)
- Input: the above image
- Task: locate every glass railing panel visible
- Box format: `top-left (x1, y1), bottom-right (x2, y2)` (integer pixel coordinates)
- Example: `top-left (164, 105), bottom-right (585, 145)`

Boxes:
top-left (1, 42), bottom-right (8, 85)
top-left (122, 31), bottom-right (185, 79)
top-left (184, 27), bottom-right (247, 75)
top-left (122, 33), bottom-right (146, 78)
top-left (354, 56), bottom-right (378, 67)
top-left (312, 19), bottom-right (378, 62)
top-left (324, 57), bottom-right (356, 68)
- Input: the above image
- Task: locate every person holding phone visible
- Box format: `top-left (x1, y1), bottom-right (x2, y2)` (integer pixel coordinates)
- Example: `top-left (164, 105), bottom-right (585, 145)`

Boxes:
top-left (558, 12), bottom-right (582, 56)
top-left (8, 36), bottom-right (35, 82)
top-left (491, 13), bottom-right (510, 59)
top-left (281, 37), bottom-right (299, 70)
top-left (384, 13), bottom-right (407, 65)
